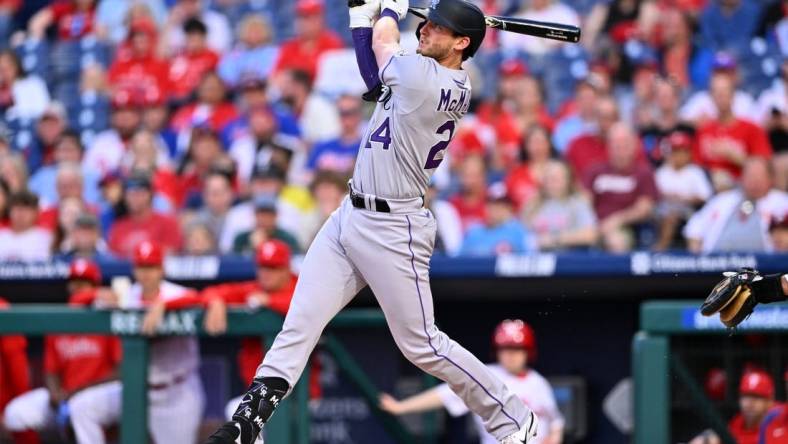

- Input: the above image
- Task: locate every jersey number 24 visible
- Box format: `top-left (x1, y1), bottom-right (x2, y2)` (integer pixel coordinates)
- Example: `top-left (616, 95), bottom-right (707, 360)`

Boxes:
top-left (366, 118), bottom-right (456, 170)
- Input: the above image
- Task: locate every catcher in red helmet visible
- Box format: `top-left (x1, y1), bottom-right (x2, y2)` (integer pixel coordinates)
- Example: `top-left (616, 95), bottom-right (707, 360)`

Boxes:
top-left (379, 320), bottom-right (565, 444)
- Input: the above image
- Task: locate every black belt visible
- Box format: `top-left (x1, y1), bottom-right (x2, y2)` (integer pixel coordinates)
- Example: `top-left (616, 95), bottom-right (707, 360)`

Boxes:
top-left (349, 189), bottom-right (391, 212)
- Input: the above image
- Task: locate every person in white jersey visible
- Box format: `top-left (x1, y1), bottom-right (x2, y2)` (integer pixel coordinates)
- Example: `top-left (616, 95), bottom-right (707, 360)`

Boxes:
top-left (380, 319), bottom-right (565, 444)
top-left (68, 241), bottom-right (205, 444)
top-left (205, 0), bottom-right (538, 442)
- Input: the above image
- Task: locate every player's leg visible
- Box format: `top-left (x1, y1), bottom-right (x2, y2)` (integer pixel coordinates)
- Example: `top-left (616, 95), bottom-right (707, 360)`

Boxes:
top-left (3, 388), bottom-right (55, 433)
top-left (68, 381), bottom-right (122, 444)
top-left (206, 199), bottom-right (366, 444)
top-left (148, 373), bottom-right (205, 444)
top-left (346, 211), bottom-right (532, 441)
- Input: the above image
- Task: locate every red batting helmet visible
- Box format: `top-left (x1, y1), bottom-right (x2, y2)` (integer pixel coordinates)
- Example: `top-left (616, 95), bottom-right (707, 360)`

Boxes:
top-left (256, 239), bottom-right (291, 268)
top-left (133, 241), bottom-right (163, 267)
top-left (69, 259), bottom-right (101, 285)
top-left (493, 319), bottom-right (537, 360)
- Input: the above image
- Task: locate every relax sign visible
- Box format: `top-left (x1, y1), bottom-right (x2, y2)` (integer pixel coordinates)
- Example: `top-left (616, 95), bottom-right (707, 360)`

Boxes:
top-left (110, 310), bottom-right (200, 335)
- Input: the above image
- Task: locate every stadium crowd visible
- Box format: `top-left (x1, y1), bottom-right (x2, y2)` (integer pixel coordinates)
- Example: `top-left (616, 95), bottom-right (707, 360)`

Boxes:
top-left (0, 0), bottom-right (784, 262)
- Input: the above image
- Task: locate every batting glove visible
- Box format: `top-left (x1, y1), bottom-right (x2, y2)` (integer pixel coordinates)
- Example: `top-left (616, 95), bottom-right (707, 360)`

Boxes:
top-left (348, 0), bottom-right (381, 28)
top-left (381, 0), bottom-right (409, 21)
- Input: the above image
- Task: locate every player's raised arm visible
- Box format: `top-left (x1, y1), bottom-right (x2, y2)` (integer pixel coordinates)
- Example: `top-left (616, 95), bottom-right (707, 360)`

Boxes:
top-left (349, 0), bottom-right (383, 97)
top-left (372, 0), bottom-right (409, 68)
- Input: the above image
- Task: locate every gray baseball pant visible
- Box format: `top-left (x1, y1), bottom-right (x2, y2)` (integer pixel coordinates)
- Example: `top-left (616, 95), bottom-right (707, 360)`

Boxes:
top-left (258, 196), bottom-right (529, 439)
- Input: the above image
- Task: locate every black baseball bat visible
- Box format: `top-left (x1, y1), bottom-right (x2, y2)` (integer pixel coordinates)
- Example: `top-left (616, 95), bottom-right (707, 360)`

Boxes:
top-left (408, 6), bottom-right (581, 43)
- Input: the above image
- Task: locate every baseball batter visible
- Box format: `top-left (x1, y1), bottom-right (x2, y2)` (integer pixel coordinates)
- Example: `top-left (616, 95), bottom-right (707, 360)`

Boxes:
top-left (380, 320), bottom-right (564, 444)
top-left (206, 0), bottom-right (537, 443)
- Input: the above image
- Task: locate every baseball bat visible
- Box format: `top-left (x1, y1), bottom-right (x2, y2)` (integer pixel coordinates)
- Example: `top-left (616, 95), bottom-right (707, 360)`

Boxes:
top-left (408, 6), bottom-right (581, 43)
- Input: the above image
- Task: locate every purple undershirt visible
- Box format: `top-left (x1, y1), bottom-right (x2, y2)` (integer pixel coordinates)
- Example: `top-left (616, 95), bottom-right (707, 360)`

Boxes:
top-left (351, 9), bottom-right (400, 91)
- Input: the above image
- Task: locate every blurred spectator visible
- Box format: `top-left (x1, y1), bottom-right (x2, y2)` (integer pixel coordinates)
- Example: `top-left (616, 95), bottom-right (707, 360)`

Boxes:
top-left (189, 170), bottom-right (235, 250)
top-left (229, 104), bottom-right (302, 185)
top-left (524, 160), bottom-right (598, 251)
top-left (696, 71), bottom-right (772, 191)
top-left (217, 14), bottom-right (279, 88)
top-left (58, 213), bottom-right (109, 260)
top-left (770, 214), bottom-right (788, 252)
top-left (582, 122), bottom-right (658, 253)
top-left (0, 178), bottom-right (9, 226)
top-left (583, 0), bottom-right (659, 52)
top-left (27, 130), bottom-right (91, 212)
top-left (75, 64), bottom-right (111, 147)
top-left (94, 0), bottom-right (168, 44)
top-left (426, 181), bottom-right (463, 257)
top-left (680, 58), bottom-right (757, 124)
top-left (656, 8), bottom-right (695, 89)
top-left (221, 75), bottom-right (301, 147)
top-left (49, 195), bottom-right (88, 253)
top-left (108, 18), bottom-right (169, 99)
top-left (503, 75), bottom-right (554, 169)
top-left (639, 77), bottom-right (694, 164)
top-left (565, 95), bottom-right (621, 176)
top-left (306, 94), bottom-right (363, 177)
top-left (140, 88), bottom-right (177, 158)
top-left (0, 1), bottom-right (20, 47)
top-left (183, 220), bottom-right (218, 255)
top-left (699, 0), bottom-right (762, 54)
top-left (82, 90), bottom-right (144, 175)
top-left (302, 171), bottom-right (348, 246)
top-left (0, 153), bottom-right (28, 193)
top-left (26, 101), bottom-right (68, 173)
top-left (96, 170), bottom-right (122, 236)
top-left (757, 60), bottom-right (788, 191)
top-left (460, 183), bottom-right (535, 256)
top-left (621, 63), bottom-right (658, 129)
top-left (126, 129), bottom-right (179, 208)
top-left (501, 0), bottom-right (579, 56)
top-left (685, 158), bottom-right (788, 253)
top-left (162, 0), bottom-right (231, 55)
top-left (272, 0), bottom-right (343, 83)
top-left (28, 0), bottom-right (97, 41)
top-left (37, 162), bottom-right (95, 231)
top-left (277, 68), bottom-right (340, 144)
top-left (107, 171), bottom-right (182, 257)
top-left (167, 18), bottom-right (219, 103)
top-left (505, 125), bottom-right (553, 211)
top-left (232, 194), bottom-right (301, 255)
top-left (170, 71), bottom-right (238, 134)
top-left (177, 126), bottom-right (230, 201)
top-left (449, 154), bottom-right (489, 232)
top-left (0, 49), bottom-right (50, 120)
top-left (653, 131), bottom-right (713, 251)
top-left (0, 190), bottom-right (52, 261)
top-left (552, 80), bottom-right (598, 153)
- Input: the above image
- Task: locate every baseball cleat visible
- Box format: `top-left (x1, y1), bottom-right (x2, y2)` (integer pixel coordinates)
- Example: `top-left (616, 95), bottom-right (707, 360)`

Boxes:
top-left (500, 411), bottom-right (538, 443)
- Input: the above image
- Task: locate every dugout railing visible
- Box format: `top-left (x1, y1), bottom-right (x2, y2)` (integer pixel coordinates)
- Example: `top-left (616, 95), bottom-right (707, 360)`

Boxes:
top-left (633, 300), bottom-right (788, 444)
top-left (0, 306), bottom-right (424, 444)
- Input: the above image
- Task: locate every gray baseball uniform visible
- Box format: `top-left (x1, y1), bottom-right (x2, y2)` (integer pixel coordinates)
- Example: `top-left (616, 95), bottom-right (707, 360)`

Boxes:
top-left (258, 52), bottom-right (531, 440)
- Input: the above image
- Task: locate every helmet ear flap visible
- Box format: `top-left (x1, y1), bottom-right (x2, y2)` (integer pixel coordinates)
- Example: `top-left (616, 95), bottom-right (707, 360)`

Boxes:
top-left (415, 20), bottom-right (427, 41)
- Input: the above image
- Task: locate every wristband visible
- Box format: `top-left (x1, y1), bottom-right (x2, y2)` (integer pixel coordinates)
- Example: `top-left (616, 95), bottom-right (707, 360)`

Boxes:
top-left (752, 273), bottom-right (787, 304)
top-left (381, 8), bottom-right (399, 21)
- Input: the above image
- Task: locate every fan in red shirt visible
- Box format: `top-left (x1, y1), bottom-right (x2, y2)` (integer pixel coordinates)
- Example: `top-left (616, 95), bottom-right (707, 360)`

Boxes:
top-left (729, 370), bottom-right (776, 444)
top-left (108, 18), bottom-right (170, 101)
top-left (448, 154), bottom-right (490, 232)
top-left (0, 298), bottom-right (32, 444)
top-left (696, 72), bottom-right (773, 190)
top-left (504, 125), bottom-right (554, 211)
top-left (2, 259), bottom-right (119, 444)
top-left (107, 172), bottom-right (182, 258)
top-left (169, 71), bottom-right (238, 134)
top-left (272, 0), bottom-right (344, 83)
top-left (168, 18), bottom-right (219, 104)
top-left (566, 96), bottom-right (622, 178)
top-left (28, 0), bottom-right (96, 41)
top-left (201, 239), bottom-right (321, 418)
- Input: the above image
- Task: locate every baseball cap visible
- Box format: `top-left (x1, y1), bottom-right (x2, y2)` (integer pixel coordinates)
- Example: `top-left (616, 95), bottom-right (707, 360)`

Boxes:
top-left (133, 241), bottom-right (163, 267)
top-left (238, 75), bottom-right (267, 92)
top-left (739, 371), bottom-right (775, 398)
top-left (128, 18), bottom-right (158, 38)
top-left (99, 170), bottom-right (123, 187)
top-left (253, 194), bottom-right (278, 212)
top-left (125, 172), bottom-right (152, 191)
top-left (770, 213), bottom-right (788, 231)
top-left (251, 165), bottom-right (286, 182)
top-left (256, 239), bottom-right (291, 268)
top-left (74, 213), bottom-right (99, 229)
top-left (667, 131), bottom-right (693, 150)
top-left (69, 258), bottom-right (101, 285)
top-left (486, 182), bottom-right (512, 204)
top-left (112, 89), bottom-right (144, 110)
top-left (499, 59), bottom-right (529, 78)
top-left (713, 52), bottom-right (738, 72)
top-left (296, 0), bottom-right (323, 15)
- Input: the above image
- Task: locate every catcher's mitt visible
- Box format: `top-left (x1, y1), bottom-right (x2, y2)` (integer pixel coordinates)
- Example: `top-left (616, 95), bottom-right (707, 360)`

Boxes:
top-left (700, 268), bottom-right (786, 328)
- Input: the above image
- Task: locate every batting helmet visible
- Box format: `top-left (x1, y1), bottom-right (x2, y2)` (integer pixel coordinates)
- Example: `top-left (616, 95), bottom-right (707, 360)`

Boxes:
top-left (493, 319), bottom-right (537, 360)
top-left (416, 0), bottom-right (487, 60)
